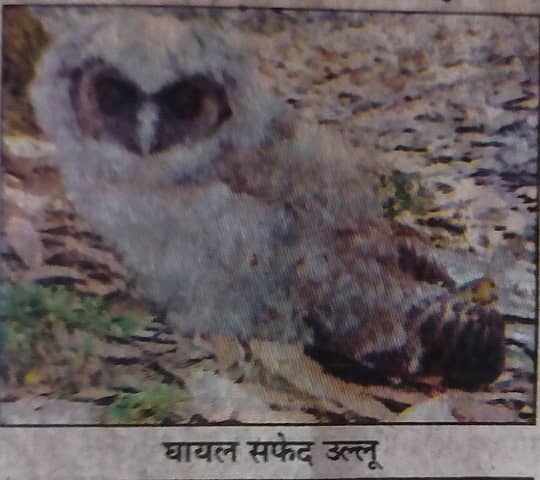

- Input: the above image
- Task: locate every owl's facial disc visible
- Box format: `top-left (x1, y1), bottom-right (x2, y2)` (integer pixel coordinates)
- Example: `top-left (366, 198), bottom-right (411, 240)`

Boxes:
top-left (70, 59), bottom-right (233, 156)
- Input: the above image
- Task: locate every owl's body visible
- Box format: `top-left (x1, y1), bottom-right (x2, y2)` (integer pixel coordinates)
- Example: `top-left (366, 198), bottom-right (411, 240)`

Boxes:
top-left (31, 9), bottom-right (505, 389)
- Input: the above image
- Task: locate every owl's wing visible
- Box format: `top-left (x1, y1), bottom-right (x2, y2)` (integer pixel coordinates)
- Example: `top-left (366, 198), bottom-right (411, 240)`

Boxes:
top-left (287, 209), bottom-right (505, 389)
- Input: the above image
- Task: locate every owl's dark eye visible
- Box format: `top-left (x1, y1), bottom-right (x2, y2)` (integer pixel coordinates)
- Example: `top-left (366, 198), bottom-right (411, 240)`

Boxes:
top-left (149, 74), bottom-right (232, 153)
top-left (94, 74), bottom-right (140, 116)
top-left (70, 60), bottom-right (143, 154)
top-left (153, 77), bottom-right (205, 120)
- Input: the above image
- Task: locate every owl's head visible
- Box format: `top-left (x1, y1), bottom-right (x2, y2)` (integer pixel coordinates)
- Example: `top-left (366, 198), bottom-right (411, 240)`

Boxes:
top-left (31, 8), bottom-right (283, 187)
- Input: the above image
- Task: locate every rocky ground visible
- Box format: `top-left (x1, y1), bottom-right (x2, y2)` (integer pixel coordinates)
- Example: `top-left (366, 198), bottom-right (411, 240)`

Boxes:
top-left (0, 7), bottom-right (537, 424)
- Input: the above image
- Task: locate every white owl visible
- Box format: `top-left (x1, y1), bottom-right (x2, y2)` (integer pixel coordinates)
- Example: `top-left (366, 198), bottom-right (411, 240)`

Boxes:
top-left (30, 8), bottom-right (505, 389)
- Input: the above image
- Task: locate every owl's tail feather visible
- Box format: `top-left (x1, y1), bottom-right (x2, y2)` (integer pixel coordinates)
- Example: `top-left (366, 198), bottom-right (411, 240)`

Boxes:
top-left (417, 296), bottom-right (505, 390)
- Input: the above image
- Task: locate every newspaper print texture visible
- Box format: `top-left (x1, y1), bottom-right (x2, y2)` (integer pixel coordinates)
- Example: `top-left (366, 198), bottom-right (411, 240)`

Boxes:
top-left (0, 5), bottom-right (537, 425)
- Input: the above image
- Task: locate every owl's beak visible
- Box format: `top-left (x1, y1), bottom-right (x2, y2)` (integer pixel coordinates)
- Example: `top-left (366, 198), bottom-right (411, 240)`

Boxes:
top-left (137, 101), bottom-right (159, 156)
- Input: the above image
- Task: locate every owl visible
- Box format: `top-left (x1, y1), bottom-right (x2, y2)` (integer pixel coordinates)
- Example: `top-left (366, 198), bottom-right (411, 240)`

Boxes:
top-left (30, 8), bottom-right (505, 390)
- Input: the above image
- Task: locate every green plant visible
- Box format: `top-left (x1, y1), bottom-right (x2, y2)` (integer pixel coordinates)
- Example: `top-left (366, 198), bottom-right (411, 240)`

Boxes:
top-left (0, 282), bottom-right (141, 385)
top-left (106, 384), bottom-right (187, 424)
top-left (380, 170), bottom-right (435, 219)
